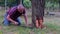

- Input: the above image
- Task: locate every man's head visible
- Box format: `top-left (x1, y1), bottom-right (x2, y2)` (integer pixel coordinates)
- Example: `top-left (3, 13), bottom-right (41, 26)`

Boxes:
top-left (17, 4), bottom-right (25, 13)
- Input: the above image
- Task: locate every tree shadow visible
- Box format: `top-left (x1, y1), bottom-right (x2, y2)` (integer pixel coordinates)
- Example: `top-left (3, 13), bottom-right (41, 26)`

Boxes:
top-left (20, 24), bottom-right (35, 29)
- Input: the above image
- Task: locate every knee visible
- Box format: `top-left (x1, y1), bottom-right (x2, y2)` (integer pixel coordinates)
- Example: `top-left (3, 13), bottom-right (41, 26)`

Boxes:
top-left (3, 20), bottom-right (10, 26)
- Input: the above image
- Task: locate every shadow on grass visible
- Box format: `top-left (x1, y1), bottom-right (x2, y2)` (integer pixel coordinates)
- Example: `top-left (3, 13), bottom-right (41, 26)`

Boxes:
top-left (20, 24), bottom-right (35, 29)
top-left (2, 23), bottom-right (35, 29)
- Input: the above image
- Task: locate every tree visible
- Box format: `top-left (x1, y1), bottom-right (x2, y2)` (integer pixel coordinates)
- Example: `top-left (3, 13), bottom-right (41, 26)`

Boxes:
top-left (31, 0), bottom-right (45, 29)
top-left (0, 0), bottom-right (4, 6)
top-left (16, 0), bottom-right (20, 5)
top-left (59, 0), bottom-right (60, 9)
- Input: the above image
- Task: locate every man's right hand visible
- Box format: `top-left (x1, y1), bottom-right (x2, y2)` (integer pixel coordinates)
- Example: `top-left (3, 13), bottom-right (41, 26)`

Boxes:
top-left (12, 21), bottom-right (18, 25)
top-left (14, 22), bottom-right (18, 25)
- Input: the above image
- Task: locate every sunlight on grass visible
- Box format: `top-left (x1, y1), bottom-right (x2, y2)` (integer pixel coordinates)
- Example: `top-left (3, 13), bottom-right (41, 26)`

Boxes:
top-left (44, 22), bottom-right (60, 31)
top-left (0, 30), bottom-right (3, 34)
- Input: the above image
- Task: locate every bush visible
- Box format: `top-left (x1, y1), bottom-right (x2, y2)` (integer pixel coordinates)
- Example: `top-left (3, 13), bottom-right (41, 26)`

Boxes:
top-left (23, 0), bottom-right (31, 9)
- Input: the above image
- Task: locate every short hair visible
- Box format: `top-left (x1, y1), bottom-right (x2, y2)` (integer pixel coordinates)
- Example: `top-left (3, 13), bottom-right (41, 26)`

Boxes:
top-left (17, 4), bottom-right (25, 10)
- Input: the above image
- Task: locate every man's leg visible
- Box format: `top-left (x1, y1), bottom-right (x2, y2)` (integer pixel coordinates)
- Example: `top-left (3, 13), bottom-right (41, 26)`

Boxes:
top-left (15, 17), bottom-right (21, 25)
top-left (3, 13), bottom-right (10, 26)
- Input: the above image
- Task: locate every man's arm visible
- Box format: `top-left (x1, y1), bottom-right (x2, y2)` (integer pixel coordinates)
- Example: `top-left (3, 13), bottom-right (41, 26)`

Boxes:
top-left (7, 15), bottom-right (18, 24)
top-left (23, 14), bottom-right (28, 25)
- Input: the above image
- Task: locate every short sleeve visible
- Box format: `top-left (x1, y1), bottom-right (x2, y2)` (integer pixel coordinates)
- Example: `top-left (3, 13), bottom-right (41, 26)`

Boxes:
top-left (8, 6), bottom-right (17, 15)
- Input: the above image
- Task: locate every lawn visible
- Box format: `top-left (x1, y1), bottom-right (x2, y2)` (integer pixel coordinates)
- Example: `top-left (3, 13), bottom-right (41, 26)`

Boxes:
top-left (0, 9), bottom-right (60, 34)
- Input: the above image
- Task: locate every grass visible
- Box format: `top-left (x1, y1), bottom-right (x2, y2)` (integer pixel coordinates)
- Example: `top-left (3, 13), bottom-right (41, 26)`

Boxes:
top-left (0, 10), bottom-right (60, 34)
top-left (0, 30), bottom-right (3, 34)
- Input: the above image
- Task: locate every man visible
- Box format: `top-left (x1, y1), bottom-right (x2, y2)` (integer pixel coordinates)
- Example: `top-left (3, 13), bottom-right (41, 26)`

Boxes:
top-left (3, 5), bottom-right (28, 26)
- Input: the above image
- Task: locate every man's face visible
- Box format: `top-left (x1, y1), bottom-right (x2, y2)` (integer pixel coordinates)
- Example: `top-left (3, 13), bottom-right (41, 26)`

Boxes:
top-left (17, 5), bottom-right (25, 13)
top-left (18, 8), bottom-right (24, 13)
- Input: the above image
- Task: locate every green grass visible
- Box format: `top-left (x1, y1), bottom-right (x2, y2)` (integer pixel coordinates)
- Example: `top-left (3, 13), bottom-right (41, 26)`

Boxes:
top-left (0, 30), bottom-right (3, 34)
top-left (0, 10), bottom-right (60, 34)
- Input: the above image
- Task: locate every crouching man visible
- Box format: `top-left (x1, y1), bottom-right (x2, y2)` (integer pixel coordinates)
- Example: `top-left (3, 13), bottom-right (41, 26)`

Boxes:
top-left (3, 5), bottom-right (28, 26)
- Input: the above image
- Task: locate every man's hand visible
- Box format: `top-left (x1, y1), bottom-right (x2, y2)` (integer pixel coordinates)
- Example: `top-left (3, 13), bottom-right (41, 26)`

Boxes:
top-left (25, 22), bottom-right (28, 26)
top-left (23, 14), bottom-right (28, 26)
top-left (12, 21), bottom-right (18, 25)
top-left (11, 21), bottom-right (19, 25)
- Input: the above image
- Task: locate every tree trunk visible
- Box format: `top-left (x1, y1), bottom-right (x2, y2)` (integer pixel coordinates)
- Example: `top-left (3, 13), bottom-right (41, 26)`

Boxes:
top-left (31, 0), bottom-right (45, 28)
top-left (17, 0), bottom-right (23, 5)
top-left (17, 0), bottom-right (20, 5)
top-left (59, 0), bottom-right (60, 9)
top-left (31, 0), bottom-right (36, 27)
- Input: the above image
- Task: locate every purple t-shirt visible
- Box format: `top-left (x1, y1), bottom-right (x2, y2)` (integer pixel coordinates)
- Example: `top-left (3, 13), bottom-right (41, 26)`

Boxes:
top-left (7, 6), bottom-right (25, 20)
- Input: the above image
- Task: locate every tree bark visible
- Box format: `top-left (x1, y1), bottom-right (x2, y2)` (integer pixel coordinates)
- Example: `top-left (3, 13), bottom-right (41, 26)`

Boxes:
top-left (31, 0), bottom-right (36, 27)
top-left (31, 0), bottom-right (45, 28)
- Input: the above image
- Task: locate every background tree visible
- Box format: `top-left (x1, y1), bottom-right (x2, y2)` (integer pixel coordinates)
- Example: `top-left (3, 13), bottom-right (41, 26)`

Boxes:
top-left (59, 0), bottom-right (60, 9)
top-left (31, 0), bottom-right (45, 28)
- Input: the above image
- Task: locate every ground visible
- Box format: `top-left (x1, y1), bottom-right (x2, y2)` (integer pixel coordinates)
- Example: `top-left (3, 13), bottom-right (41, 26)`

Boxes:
top-left (0, 9), bottom-right (60, 34)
